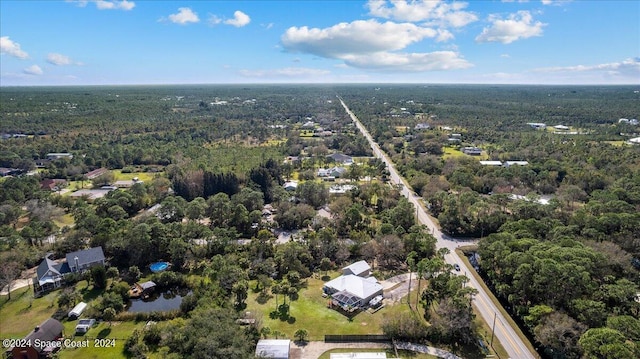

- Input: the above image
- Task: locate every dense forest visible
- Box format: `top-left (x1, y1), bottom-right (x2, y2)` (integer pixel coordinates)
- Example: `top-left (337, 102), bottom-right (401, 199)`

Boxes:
top-left (339, 85), bottom-right (640, 359)
top-left (1, 85), bottom-right (639, 359)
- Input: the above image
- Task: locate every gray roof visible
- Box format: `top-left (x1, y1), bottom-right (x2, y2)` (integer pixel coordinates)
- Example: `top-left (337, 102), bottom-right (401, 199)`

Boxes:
top-left (36, 254), bottom-right (67, 280)
top-left (66, 247), bottom-right (105, 268)
top-left (327, 153), bottom-right (353, 163)
top-left (140, 281), bottom-right (156, 290)
top-left (22, 318), bottom-right (64, 353)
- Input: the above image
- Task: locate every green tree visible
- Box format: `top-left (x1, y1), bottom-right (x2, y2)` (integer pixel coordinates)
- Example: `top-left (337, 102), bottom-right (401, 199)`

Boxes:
top-left (294, 328), bottom-right (308, 343)
top-left (91, 265), bottom-right (107, 289)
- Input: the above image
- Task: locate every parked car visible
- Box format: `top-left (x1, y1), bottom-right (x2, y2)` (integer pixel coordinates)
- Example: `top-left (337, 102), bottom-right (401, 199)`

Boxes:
top-left (454, 264), bottom-right (461, 271)
top-left (75, 318), bottom-right (96, 334)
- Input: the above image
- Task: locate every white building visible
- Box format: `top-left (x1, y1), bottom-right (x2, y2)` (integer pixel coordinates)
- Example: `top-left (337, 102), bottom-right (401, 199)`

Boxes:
top-left (255, 339), bottom-right (290, 359)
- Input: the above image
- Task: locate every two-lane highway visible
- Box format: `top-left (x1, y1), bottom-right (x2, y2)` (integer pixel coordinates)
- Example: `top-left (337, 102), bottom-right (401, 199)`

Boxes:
top-left (339, 96), bottom-right (536, 359)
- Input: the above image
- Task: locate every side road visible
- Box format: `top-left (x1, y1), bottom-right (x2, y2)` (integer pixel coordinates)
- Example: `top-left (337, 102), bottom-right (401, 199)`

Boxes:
top-left (291, 340), bottom-right (463, 359)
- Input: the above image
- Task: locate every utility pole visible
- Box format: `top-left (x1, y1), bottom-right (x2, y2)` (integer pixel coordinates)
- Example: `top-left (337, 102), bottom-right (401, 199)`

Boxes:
top-left (490, 311), bottom-right (497, 347)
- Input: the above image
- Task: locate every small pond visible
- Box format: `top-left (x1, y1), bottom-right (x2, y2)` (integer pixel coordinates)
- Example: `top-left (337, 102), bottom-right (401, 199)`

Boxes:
top-left (127, 289), bottom-right (191, 313)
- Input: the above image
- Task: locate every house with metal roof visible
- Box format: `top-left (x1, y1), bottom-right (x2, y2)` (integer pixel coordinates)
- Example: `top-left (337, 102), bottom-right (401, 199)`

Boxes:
top-left (324, 275), bottom-right (383, 309)
top-left (9, 318), bottom-right (64, 359)
top-left (342, 260), bottom-right (371, 277)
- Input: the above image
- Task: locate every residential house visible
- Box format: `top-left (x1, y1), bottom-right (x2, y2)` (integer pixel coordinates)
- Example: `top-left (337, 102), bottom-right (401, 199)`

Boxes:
top-left (283, 181), bottom-right (298, 191)
top-left (414, 123), bottom-right (430, 130)
top-left (66, 247), bottom-right (105, 273)
top-left (553, 125), bottom-right (569, 131)
top-left (342, 260), bottom-right (371, 277)
top-left (323, 261), bottom-right (383, 309)
top-left (327, 153), bottom-right (353, 165)
top-left (255, 339), bottom-right (290, 359)
top-left (9, 318), bottom-right (64, 359)
top-left (40, 179), bottom-right (67, 191)
top-left (46, 153), bottom-right (73, 160)
top-left (84, 167), bottom-right (108, 179)
top-left (479, 161), bottom-right (503, 166)
top-left (69, 188), bottom-right (114, 201)
top-left (324, 275), bottom-right (383, 309)
top-left (33, 254), bottom-right (69, 294)
top-left (461, 147), bottom-right (482, 156)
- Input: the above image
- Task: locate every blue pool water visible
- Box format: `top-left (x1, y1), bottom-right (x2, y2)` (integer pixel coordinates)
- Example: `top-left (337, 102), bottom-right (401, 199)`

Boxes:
top-left (150, 262), bottom-right (169, 273)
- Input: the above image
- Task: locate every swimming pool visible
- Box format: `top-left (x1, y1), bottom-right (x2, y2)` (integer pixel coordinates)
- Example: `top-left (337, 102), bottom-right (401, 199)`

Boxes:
top-left (150, 262), bottom-right (169, 273)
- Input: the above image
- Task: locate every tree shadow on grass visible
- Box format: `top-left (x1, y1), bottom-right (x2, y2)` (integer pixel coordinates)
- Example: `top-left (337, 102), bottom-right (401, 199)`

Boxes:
top-left (97, 328), bottom-right (111, 338)
top-left (287, 316), bottom-right (296, 324)
top-left (321, 275), bottom-right (331, 282)
top-left (81, 286), bottom-right (103, 302)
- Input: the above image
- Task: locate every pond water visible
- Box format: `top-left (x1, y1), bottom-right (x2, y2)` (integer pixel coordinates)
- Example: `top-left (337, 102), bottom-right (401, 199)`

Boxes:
top-left (127, 289), bottom-right (191, 313)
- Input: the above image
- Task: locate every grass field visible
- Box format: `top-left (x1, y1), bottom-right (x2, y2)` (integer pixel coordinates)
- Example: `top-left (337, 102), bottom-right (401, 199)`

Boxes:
top-left (0, 286), bottom-right (60, 339)
top-left (111, 170), bottom-right (158, 183)
top-left (246, 274), bottom-right (412, 341)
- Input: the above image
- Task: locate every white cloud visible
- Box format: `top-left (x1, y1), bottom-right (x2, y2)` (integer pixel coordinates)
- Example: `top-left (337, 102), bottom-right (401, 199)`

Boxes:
top-left (367, 0), bottom-right (477, 28)
top-left (238, 67), bottom-right (330, 78)
top-left (167, 7), bottom-right (200, 25)
top-left (264, 23), bottom-right (274, 30)
top-left (501, 54), bottom-right (511, 58)
top-left (67, 1), bottom-right (135, 11)
top-left (47, 53), bottom-right (81, 66)
top-left (281, 19), bottom-right (471, 72)
top-left (0, 36), bottom-right (29, 59)
top-left (343, 51), bottom-right (472, 72)
top-left (95, 0), bottom-right (135, 10)
top-left (534, 57), bottom-right (640, 74)
top-left (224, 11), bottom-right (251, 27)
top-left (282, 20), bottom-right (439, 57)
top-left (23, 65), bottom-right (43, 75)
top-left (476, 11), bottom-right (545, 44)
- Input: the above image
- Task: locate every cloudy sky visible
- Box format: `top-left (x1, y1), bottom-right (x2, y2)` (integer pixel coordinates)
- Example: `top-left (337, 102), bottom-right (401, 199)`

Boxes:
top-left (1, 0), bottom-right (638, 85)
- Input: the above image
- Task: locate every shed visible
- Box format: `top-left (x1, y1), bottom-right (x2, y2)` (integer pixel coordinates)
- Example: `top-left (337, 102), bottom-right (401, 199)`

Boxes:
top-left (255, 339), bottom-right (290, 359)
top-left (68, 302), bottom-right (87, 319)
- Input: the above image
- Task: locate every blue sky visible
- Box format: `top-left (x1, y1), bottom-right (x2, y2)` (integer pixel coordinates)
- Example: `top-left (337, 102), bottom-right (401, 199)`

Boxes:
top-left (1, 0), bottom-right (638, 85)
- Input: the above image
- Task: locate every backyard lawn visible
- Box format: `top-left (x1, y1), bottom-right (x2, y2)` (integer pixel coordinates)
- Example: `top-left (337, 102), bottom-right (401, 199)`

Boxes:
top-left (0, 286), bottom-right (60, 338)
top-left (246, 274), bottom-right (414, 341)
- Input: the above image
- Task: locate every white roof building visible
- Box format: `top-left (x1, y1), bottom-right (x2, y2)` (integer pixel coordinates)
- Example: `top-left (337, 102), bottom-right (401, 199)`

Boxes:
top-left (505, 161), bottom-right (529, 166)
top-left (480, 161), bottom-right (502, 166)
top-left (255, 339), bottom-right (290, 359)
top-left (342, 260), bottom-right (371, 277)
top-left (323, 275), bottom-right (383, 308)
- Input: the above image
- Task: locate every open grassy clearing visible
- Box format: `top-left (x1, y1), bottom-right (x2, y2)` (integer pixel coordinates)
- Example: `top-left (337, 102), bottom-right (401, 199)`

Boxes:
top-left (246, 274), bottom-right (411, 341)
top-left (111, 169), bottom-right (157, 183)
top-left (0, 286), bottom-right (60, 338)
top-left (58, 320), bottom-right (145, 359)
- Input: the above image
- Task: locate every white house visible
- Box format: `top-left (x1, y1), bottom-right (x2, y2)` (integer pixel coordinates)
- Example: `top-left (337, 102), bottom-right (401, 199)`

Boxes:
top-left (505, 161), bottom-right (529, 166)
top-left (255, 339), bottom-right (290, 359)
top-left (324, 275), bottom-right (383, 308)
top-left (283, 181), bottom-right (298, 191)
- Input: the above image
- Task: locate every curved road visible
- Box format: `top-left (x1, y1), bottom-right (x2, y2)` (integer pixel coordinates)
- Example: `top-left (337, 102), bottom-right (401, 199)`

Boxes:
top-left (338, 97), bottom-right (536, 359)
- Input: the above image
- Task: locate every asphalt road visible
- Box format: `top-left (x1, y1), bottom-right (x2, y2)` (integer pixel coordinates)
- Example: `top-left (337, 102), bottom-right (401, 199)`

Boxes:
top-left (338, 97), bottom-right (536, 359)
